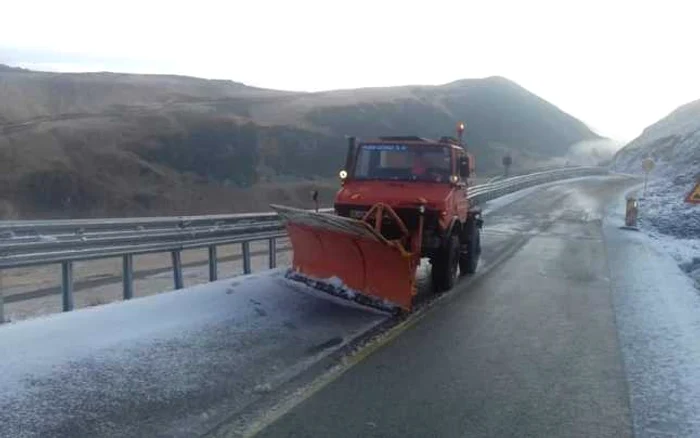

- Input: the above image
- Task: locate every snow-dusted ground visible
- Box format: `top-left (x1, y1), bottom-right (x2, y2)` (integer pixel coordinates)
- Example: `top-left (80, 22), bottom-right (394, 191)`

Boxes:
top-left (605, 190), bottom-right (700, 437)
top-left (614, 98), bottom-right (700, 290)
top-left (621, 179), bottom-right (700, 289)
top-left (1, 240), bottom-right (284, 296)
top-left (2, 244), bottom-right (292, 322)
top-left (640, 224), bottom-right (700, 290)
top-left (0, 269), bottom-right (387, 437)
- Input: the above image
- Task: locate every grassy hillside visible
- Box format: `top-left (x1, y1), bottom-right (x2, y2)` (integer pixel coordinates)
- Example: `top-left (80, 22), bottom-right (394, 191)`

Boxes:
top-left (0, 65), bottom-right (601, 218)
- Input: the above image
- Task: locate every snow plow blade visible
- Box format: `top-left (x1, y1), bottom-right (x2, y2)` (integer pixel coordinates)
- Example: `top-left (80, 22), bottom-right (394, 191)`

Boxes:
top-left (270, 204), bottom-right (417, 312)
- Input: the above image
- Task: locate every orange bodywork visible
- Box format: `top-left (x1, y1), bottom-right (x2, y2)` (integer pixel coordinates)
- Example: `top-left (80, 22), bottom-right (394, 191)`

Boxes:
top-left (285, 224), bottom-right (416, 310)
top-left (336, 180), bottom-right (466, 229)
top-left (272, 204), bottom-right (421, 311)
top-left (337, 181), bottom-right (454, 213)
top-left (271, 136), bottom-right (474, 312)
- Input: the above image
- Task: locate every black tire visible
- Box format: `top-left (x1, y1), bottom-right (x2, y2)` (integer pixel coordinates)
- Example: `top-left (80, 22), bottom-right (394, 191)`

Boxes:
top-left (431, 235), bottom-right (460, 292)
top-left (460, 222), bottom-right (481, 275)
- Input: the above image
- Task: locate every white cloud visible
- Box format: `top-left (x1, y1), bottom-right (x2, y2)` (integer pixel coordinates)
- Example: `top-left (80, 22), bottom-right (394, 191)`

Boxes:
top-left (2, 0), bottom-right (700, 141)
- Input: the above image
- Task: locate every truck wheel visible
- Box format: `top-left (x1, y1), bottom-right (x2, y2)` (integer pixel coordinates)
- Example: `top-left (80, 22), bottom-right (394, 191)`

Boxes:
top-left (432, 235), bottom-right (459, 292)
top-left (460, 223), bottom-right (480, 275)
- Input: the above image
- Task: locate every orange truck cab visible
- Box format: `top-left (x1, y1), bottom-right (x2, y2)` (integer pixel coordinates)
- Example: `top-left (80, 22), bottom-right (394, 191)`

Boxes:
top-left (334, 135), bottom-right (483, 291)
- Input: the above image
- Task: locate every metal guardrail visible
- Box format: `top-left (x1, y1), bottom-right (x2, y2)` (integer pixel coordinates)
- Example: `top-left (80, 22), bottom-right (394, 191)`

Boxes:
top-left (0, 166), bottom-right (607, 321)
top-left (468, 166), bottom-right (608, 203)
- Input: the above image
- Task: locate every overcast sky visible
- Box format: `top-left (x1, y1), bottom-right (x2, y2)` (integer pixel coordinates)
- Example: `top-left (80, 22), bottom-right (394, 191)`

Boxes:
top-left (2, 0), bottom-right (699, 142)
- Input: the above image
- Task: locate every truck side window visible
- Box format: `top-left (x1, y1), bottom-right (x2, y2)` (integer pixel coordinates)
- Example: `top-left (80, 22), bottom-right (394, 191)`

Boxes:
top-left (459, 154), bottom-right (470, 178)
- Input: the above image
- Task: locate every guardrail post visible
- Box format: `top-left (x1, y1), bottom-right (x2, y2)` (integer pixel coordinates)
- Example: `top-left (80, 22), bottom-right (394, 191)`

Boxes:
top-left (268, 238), bottom-right (277, 269)
top-left (122, 254), bottom-right (134, 300)
top-left (0, 270), bottom-right (5, 324)
top-left (171, 250), bottom-right (184, 289)
top-left (242, 242), bottom-right (251, 274)
top-left (208, 245), bottom-right (218, 282)
top-left (61, 261), bottom-right (74, 311)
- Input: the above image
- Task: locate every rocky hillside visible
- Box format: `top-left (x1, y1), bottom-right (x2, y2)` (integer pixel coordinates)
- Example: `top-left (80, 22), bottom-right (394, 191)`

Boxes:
top-left (614, 99), bottom-right (700, 287)
top-left (614, 98), bottom-right (700, 225)
top-left (0, 65), bottom-right (601, 218)
top-left (615, 99), bottom-right (700, 179)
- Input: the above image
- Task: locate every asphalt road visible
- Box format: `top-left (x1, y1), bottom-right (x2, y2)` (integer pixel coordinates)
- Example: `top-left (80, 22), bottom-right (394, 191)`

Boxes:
top-left (252, 176), bottom-right (641, 438)
top-left (8, 175), bottom-right (698, 438)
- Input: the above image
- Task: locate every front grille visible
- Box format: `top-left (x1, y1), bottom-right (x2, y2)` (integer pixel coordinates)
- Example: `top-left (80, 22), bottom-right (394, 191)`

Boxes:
top-left (336, 204), bottom-right (439, 233)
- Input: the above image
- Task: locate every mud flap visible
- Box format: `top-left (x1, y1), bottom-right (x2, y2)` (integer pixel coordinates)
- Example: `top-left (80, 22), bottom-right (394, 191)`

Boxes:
top-left (271, 205), bottom-right (416, 311)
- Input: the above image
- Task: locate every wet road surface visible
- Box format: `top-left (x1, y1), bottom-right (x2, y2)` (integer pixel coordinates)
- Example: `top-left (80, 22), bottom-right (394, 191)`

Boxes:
top-left (252, 176), bottom-right (662, 438)
top-left (6, 175), bottom-right (698, 438)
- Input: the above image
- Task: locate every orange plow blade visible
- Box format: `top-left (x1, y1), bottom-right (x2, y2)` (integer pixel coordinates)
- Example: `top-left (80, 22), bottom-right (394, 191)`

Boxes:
top-left (270, 205), bottom-right (417, 312)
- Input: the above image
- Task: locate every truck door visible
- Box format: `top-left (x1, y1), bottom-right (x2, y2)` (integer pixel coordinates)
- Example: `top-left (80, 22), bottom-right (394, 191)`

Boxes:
top-left (455, 149), bottom-right (469, 222)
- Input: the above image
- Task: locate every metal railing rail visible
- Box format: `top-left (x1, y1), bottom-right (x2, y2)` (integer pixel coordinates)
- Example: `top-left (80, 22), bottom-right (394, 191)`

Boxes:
top-left (0, 166), bottom-right (607, 320)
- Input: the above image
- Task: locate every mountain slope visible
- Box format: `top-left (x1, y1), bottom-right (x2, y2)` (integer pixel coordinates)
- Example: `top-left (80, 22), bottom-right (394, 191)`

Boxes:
top-left (614, 99), bottom-right (700, 179)
top-left (613, 98), bottom-right (700, 287)
top-left (0, 65), bottom-right (601, 218)
top-left (613, 98), bottom-right (699, 236)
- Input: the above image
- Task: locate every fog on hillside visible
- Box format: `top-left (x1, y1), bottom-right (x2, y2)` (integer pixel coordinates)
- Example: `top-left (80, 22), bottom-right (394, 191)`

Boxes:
top-left (538, 139), bottom-right (624, 168)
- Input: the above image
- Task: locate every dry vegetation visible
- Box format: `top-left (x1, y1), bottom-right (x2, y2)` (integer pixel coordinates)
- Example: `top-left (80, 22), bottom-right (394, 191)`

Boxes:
top-left (0, 65), bottom-right (600, 219)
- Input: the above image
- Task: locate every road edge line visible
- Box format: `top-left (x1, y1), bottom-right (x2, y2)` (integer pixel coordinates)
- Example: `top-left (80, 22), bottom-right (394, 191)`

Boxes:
top-left (226, 232), bottom-right (535, 438)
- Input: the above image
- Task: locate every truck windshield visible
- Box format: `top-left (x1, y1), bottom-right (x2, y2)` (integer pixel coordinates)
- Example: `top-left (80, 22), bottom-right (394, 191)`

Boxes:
top-left (353, 144), bottom-right (452, 182)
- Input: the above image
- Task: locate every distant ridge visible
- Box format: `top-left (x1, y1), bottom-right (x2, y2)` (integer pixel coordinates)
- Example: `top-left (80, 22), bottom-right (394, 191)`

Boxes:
top-left (0, 65), bottom-right (600, 218)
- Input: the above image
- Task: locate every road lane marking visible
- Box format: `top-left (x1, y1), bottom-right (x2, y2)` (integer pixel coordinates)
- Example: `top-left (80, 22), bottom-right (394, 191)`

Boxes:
top-left (214, 183), bottom-right (583, 437)
top-left (234, 232), bottom-right (536, 438)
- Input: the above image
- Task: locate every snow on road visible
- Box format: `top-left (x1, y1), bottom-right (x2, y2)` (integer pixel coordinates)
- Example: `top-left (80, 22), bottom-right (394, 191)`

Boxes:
top-left (0, 269), bottom-right (387, 437)
top-left (605, 191), bottom-right (700, 437)
top-left (642, 230), bottom-right (700, 289)
top-left (2, 175), bottom-right (696, 437)
top-left (0, 176), bottom-right (631, 437)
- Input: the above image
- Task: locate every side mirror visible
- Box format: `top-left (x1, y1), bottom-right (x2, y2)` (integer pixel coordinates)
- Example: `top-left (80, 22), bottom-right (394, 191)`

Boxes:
top-left (345, 137), bottom-right (356, 173)
top-left (311, 190), bottom-right (319, 212)
top-left (459, 156), bottom-right (470, 178)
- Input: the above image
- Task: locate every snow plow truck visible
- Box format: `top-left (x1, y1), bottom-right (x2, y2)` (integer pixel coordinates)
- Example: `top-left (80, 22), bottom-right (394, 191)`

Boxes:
top-left (271, 124), bottom-right (483, 313)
